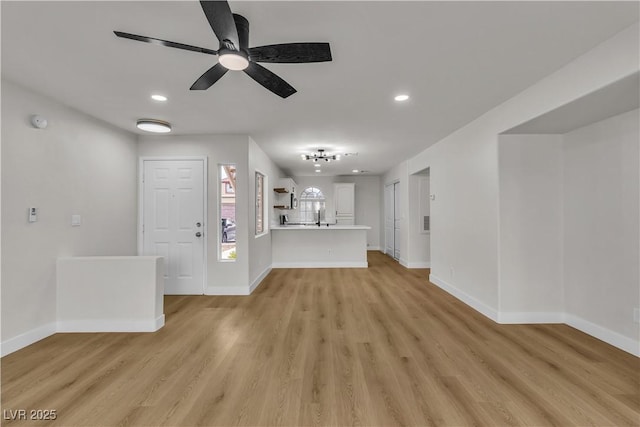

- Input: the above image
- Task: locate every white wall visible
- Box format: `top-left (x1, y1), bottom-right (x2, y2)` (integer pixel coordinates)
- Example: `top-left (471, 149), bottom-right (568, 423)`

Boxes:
top-left (137, 134), bottom-right (251, 293)
top-left (401, 24), bottom-right (638, 322)
top-left (563, 109), bottom-right (639, 344)
top-left (1, 79), bottom-right (138, 343)
top-left (248, 137), bottom-right (283, 289)
top-left (498, 134), bottom-right (564, 319)
top-left (409, 133), bottom-right (501, 315)
top-left (291, 174), bottom-right (382, 249)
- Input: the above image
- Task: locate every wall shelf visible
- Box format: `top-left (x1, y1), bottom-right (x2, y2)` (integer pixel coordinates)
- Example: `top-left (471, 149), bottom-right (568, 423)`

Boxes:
top-left (273, 188), bottom-right (288, 193)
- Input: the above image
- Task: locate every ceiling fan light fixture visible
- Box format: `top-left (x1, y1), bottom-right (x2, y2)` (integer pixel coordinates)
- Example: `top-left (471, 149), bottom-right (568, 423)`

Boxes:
top-left (136, 119), bottom-right (172, 133)
top-left (218, 50), bottom-right (249, 71)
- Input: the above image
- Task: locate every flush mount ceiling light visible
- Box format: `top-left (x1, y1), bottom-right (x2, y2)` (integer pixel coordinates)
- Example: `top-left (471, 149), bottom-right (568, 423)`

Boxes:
top-left (151, 94), bottom-right (168, 102)
top-left (218, 50), bottom-right (249, 71)
top-left (136, 119), bottom-right (172, 133)
top-left (302, 149), bottom-right (340, 162)
top-left (394, 94), bottom-right (410, 102)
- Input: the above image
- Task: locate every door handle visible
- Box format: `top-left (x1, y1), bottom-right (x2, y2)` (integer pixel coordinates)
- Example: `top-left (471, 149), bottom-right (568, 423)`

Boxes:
top-left (195, 232), bottom-right (202, 237)
top-left (196, 222), bottom-right (202, 228)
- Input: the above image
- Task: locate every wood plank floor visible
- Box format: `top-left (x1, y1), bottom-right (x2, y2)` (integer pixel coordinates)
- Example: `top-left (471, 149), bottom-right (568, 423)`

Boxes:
top-left (2, 251), bottom-right (639, 426)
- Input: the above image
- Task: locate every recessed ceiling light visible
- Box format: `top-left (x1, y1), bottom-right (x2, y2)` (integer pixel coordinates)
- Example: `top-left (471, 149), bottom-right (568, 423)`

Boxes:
top-left (314, 164), bottom-right (321, 168)
top-left (151, 94), bottom-right (168, 102)
top-left (315, 169), bottom-right (321, 173)
top-left (394, 94), bottom-right (410, 102)
top-left (352, 169), bottom-right (359, 173)
top-left (136, 119), bottom-right (171, 133)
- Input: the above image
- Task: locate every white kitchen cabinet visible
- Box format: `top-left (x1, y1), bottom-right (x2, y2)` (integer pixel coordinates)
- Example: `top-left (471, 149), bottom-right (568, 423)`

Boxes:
top-left (334, 183), bottom-right (355, 224)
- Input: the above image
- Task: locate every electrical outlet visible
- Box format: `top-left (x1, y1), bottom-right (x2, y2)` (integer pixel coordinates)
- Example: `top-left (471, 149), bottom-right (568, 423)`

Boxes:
top-left (633, 308), bottom-right (640, 324)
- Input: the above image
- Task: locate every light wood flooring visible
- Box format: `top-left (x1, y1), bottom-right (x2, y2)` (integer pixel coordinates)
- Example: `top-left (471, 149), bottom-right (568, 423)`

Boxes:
top-left (2, 251), bottom-right (639, 426)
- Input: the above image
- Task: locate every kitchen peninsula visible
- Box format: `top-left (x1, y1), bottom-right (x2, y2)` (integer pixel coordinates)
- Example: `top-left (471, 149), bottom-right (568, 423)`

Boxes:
top-left (271, 225), bottom-right (371, 268)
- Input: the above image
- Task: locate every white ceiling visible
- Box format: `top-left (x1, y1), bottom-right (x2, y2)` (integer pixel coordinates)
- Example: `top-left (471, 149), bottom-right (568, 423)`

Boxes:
top-left (2, 1), bottom-right (638, 176)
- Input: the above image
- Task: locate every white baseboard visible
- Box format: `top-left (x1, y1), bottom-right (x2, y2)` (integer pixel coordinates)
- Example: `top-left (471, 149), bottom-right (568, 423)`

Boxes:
top-left (205, 267), bottom-right (271, 296)
top-left (1, 322), bottom-right (57, 357)
top-left (154, 314), bottom-right (165, 330)
top-left (498, 311), bottom-right (565, 324)
top-left (250, 266), bottom-right (271, 294)
top-left (429, 274), bottom-right (639, 357)
top-left (271, 261), bottom-right (368, 268)
top-left (367, 246), bottom-right (382, 251)
top-left (205, 286), bottom-right (250, 296)
top-left (429, 274), bottom-right (499, 322)
top-left (399, 258), bottom-right (409, 268)
top-left (565, 314), bottom-right (640, 357)
top-left (57, 315), bottom-right (164, 333)
top-left (406, 261), bottom-right (431, 269)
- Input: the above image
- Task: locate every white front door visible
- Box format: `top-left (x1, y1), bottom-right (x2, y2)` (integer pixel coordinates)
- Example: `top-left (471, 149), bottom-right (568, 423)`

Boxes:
top-left (142, 159), bottom-right (205, 295)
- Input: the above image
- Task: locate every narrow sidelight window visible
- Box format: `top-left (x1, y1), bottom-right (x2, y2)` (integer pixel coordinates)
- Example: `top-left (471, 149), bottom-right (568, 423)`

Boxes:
top-left (220, 164), bottom-right (236, 261)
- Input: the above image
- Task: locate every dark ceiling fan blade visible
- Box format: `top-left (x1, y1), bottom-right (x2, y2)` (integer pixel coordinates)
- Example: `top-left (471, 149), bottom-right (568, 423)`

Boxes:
top-left (243, 62), bottom-right (296, 98)
top-left (190, 63), bottom-right (229, 90)
top-left (114, 31), bottom-right (218, 56)
top-left (199, 1), bottom-right (239, 51)
top-left (249, 43), bottom-right (332, 63)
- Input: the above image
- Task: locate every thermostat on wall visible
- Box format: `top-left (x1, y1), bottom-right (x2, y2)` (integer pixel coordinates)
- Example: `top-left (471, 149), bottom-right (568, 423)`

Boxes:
top-left (28, 207), bottom-right (37, 223)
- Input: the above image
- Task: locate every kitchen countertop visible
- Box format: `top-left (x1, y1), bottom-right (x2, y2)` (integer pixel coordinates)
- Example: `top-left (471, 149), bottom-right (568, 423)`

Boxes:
top-left (271, 225), bottom-right (371, 230)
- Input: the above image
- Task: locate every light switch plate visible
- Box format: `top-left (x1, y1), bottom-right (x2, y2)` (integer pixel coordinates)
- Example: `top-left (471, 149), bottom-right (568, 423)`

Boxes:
top-left (71, 214), bottom-right (81, 226)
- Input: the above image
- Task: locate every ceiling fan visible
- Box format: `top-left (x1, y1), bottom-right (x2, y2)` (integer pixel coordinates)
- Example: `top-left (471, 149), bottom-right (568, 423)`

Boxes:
top-left (114, 1), bottom-right (332, 98)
